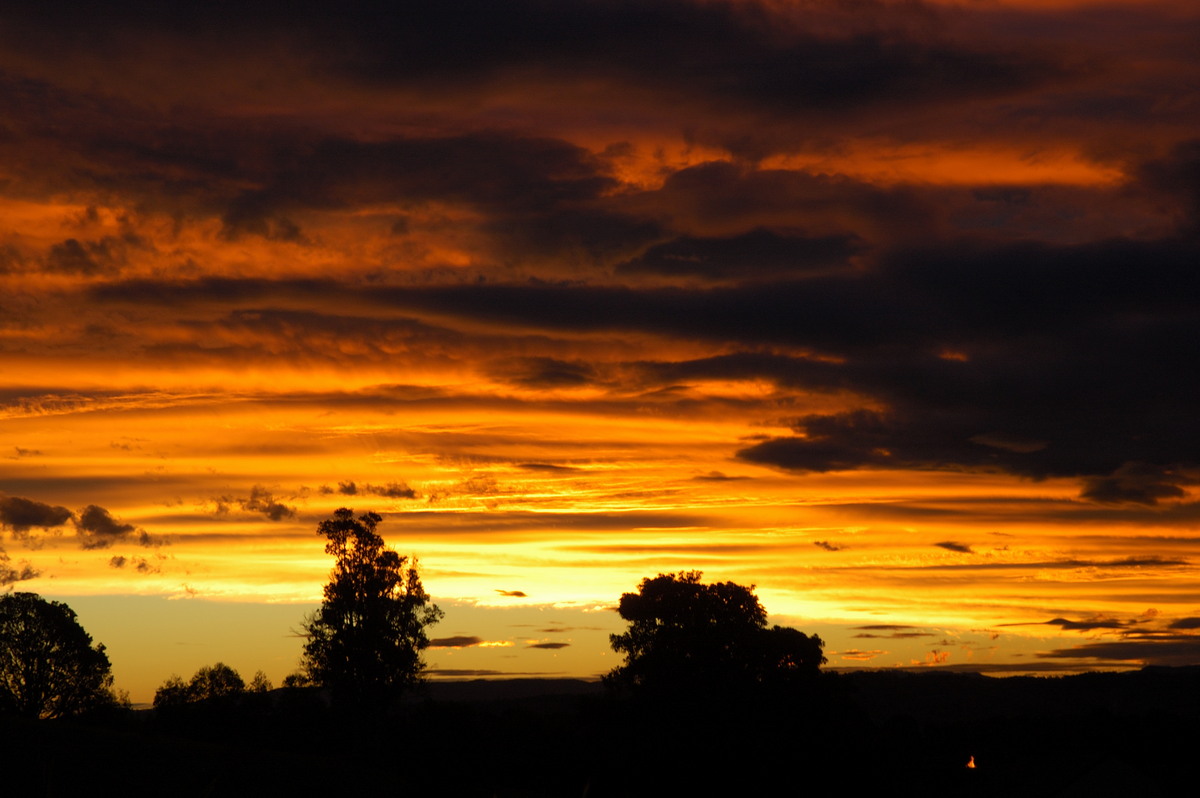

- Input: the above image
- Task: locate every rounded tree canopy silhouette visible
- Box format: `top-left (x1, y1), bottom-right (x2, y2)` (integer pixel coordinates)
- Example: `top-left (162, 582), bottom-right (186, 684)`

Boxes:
top-left (606, 571), bottom-right (825, 694)
top-left (300, 508), bottom-right (443, 706)
top-left (0, 592), bottom-right (115, 719)
top-left (154, 662), bottom-right (247, 709)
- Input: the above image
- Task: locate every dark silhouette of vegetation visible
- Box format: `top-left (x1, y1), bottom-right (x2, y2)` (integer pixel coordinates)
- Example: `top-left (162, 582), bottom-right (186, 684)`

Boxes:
top-left (248, 670), bottom-right (272, 692)
top-left (189, 662), bottom-right (245, 700)
top-left (606, 571), bottom-right (824, 694)
top-left (280, 671), bottom-right (310, 689)
top-left (299, 508), bottom-right (442, 706)
top-left (0, 592), bottom-right (117, 719)
top-left (153, 662), bottom-right (249, 709)
top-left (11, 668), bottom-right (1200, 797)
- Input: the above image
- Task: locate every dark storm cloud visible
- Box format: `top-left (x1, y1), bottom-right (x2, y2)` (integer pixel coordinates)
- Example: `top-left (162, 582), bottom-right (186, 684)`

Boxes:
top-left (95, 229), bottom-right (1193, 358)
top-left (0, 244), bottom-right (25, 274)
top-left (311, 0), bottom-right (1059, 115)
top-left (85, 173), bottom-right (1200, 480)
top-left (0, 69), bottom-right (274, 215)
top-left (75, 504), bottom-right (136, 549)
top-left (616, 229), bottom-right (864, 281)
top-left (321, 481), bottom-right (417, 499)
top-left (369, 482), bottom-right (417, 499)
top-left (428, 636), bottom-right (483, 648)
top-left (220, 133), bottom-right (617, 239)
top-left (935, 541), bottom-right (973, 554)
top-left (1044, 617), bottom-right (1129, 632)
top-left (3, 1), bottom-right (1063, 114)
top-left (852, 624), bottom-right (935, 640)
top-left (819, 497), bottom-right (1200, 531)
top-left (1081, 463), bottom-right (1192, 506)
top-left (528, 642), bottom-right (570, 650)
top-left (41, 235), bottom-right (144, 276)
top-left (692, 471), bottom-right (745, 482)
top-left (910, 661), bottom-right (1110, 675)
top-left (371, 279), bottom-right (900, 346)
top-left (1040, 637), bottom-right (1200, 667)
top-left (1138, 139), bottom-right (1200, 232)
top-left (855, 625), bottom-right (920, 631)
top-left (238, 486), bottom-right (295, 521)
top-left (490, 206), bottom-right (664, 264)
top-left (971, 187), bottom-right (1032, 206)
top-left (426, 669), bottom-right (510, 677)
top-left (0, 67), bottom-right (642, 258)
top-left (812, 540), bottom-right (842, 552)
top-left (108, 554), bottom-right (159, 573)
top-left (489, 358), bottom-right (600, 389)
top-left (44, 239), bottom-right (105, 275)
top-left (861, 556), bottom-right (1189, 573)
top-left (721, 236), bottom-right (1200, 493)
top-left (87, 227), bottom-right (1200, 501)
top-left (370, 234), bottom-right (1200, 354)
top-left (0, 552), bottom-right (38, 586)
top-left (496, 590), bottom-right (527, 597)
top-left (0, 495), bottom-right (73, 534)
top-left (23, 0), bottom-right (1200, 518)
top-left (88, 277), bottom-right (342, 308)
top-left (652, 161), bottom-right (935, 239)
top-left (156, 308), bottom-right (478, 368)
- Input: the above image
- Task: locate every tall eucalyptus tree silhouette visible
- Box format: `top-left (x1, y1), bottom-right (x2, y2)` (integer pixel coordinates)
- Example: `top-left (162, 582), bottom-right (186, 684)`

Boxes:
top-left (300, 508), bottom-right (442, 706)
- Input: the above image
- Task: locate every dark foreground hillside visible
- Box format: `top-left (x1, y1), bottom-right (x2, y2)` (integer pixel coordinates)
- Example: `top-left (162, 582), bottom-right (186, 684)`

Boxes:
top-left (4, 668), bottom-right (1197, 797)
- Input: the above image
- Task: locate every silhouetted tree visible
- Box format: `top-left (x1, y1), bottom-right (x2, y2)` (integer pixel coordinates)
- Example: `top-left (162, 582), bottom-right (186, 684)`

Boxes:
top-left (153, 662), bottom-right (246, 709)
top-left (249, 670), bottom-right (273, 693)
top-left (754, 624), bottom-right (827, 685)
top-left (280, 671), bottom-right (311, 689)
top-left (153, 674), bottom-right (191, 709)
top-left (299, 508), bottom-right (443, 706)
top-left (0, 592), bottom-right (116, 719)
top-left (606, 571), bottom-right (824, 694)
top-left (153, 657), bottom-right (252, 705)
top-left (190, 662), bottom-right (245, 700)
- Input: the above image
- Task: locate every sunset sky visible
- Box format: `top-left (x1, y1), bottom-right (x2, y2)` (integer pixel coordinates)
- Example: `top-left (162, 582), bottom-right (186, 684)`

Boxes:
top-left (3, 0), bottom-right (1200, 703)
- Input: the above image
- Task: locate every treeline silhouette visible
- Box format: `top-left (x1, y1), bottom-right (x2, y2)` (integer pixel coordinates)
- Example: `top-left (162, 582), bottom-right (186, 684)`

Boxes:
top-left (3, 510), bottom-right (1197, 796)
top-left (5, 667), bottom-right (1199, 796)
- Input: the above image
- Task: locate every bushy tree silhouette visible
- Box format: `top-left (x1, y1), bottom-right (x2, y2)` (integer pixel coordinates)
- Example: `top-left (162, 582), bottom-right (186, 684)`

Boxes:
top-left (153, 662), bottom-right (246, 709)
top-left (248, 670), bottom-right (273, 693)
top-left (191, 662), bottom-right (245, 700)
top-left (152, 674), bottom-right (190, 709)
top-left (300, 508), bottom-right (442, 706)
top-left (607, 571), bottom-right (824, 694)
top-left (0, 592), bottom-right (116, 719)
